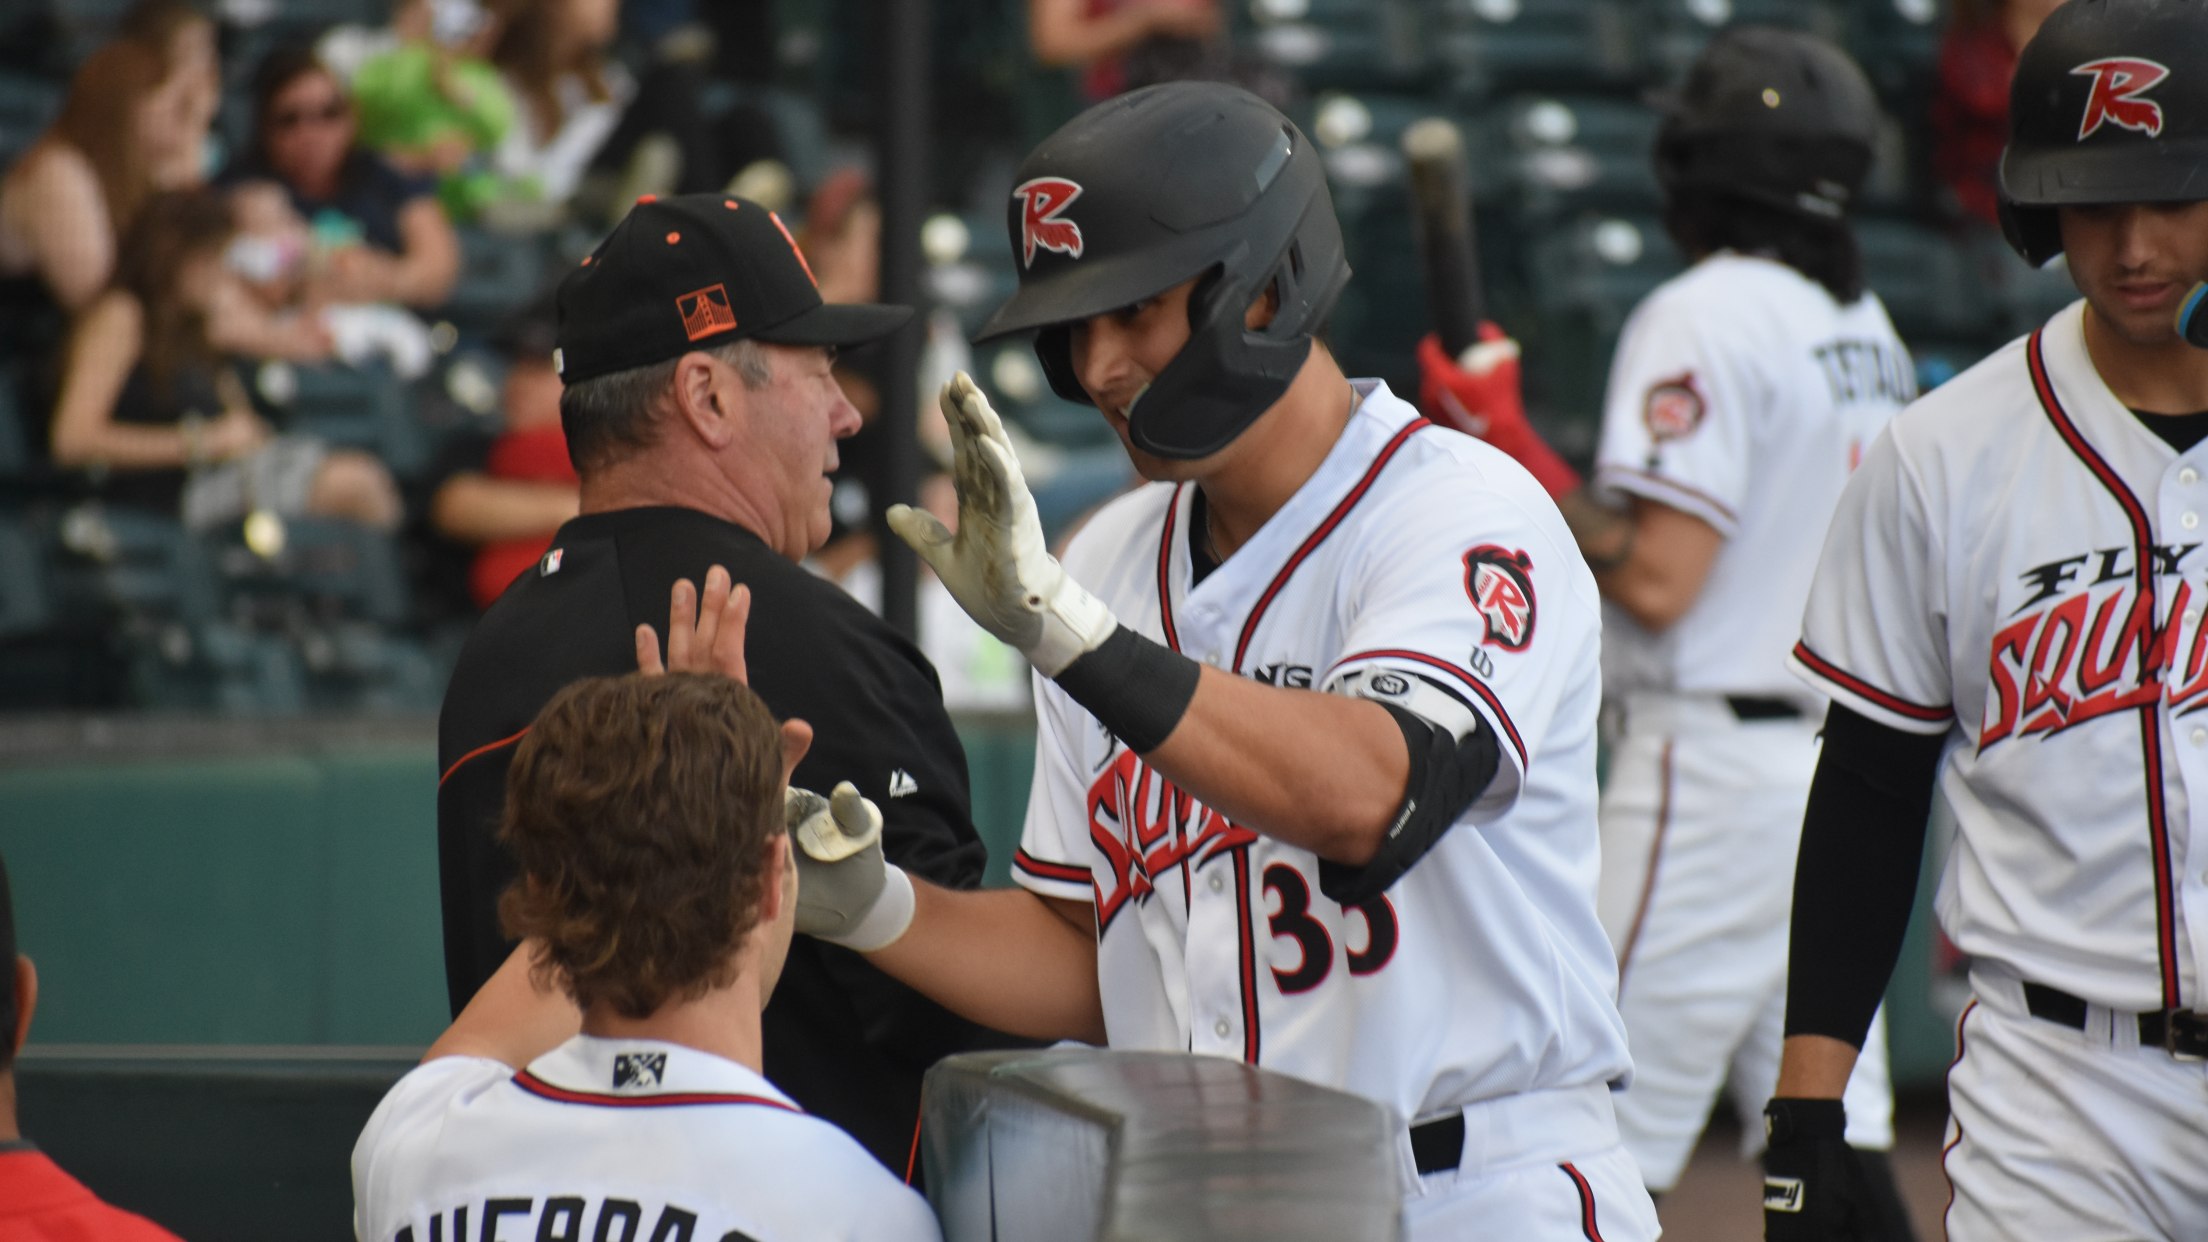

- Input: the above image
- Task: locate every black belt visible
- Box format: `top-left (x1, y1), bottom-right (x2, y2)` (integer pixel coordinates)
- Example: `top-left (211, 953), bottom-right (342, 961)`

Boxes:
top-left (1409, 1112), bottom-right (1464, 1175)
top-left (1725, 695), bottom-right (1803, 721)
top-left (2022, 981), bottom-right (2208, 1058)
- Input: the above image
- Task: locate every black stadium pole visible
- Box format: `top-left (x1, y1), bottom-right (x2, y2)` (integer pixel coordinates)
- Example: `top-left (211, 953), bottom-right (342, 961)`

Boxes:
top-left (872, 0), bottom-right (929, 641)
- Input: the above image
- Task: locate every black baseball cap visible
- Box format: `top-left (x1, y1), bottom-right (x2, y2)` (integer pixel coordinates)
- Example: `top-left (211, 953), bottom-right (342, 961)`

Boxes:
top-left (553, 193), bottom-right (912, 384)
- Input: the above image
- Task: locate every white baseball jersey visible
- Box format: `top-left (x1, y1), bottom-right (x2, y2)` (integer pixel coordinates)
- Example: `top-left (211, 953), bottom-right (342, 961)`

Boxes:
top-left (1596, 252), bottom-right (1915, 702)
top-left (1796, 298), bottom-right (2208, 1015)
top-left (352, 1036), bottom-right (942, 1242)
top-left (1011, 380), bottom-right (1633, 1129)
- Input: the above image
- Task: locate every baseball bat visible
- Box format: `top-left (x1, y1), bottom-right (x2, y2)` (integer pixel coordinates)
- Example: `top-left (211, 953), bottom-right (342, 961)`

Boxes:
top-left (2181, 281), bottom-right (2208, 350)
top-left (1401, 117), bottom-right (1486, 359)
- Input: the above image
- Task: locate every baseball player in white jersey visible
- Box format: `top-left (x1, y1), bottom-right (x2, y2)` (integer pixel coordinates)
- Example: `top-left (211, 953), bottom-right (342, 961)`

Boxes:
top-left (1416, 29), bottom-right (1916, 1226)
top-left (786, 82), bottom-right (1660, 1239)
top-left (354, 610), bottom-right (940, 1242)
top-left (1765, 1), bottom-right (2208, 1237)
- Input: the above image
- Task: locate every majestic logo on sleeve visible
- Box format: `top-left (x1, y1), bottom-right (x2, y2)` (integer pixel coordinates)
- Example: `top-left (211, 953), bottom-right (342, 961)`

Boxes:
top-left (1014, 177), bottom-right (1085, 268)
top-left (2073, 58), bottom-right (2170, 139)
top-left (1981, 543), bottom-right (2208, 747)
top-left (612, 1052), bottom-right (666, 1089)
top-left (1464, 545), bottom-right (1537, 651)
top-left (1643, 372), bottom-right (1704, 442)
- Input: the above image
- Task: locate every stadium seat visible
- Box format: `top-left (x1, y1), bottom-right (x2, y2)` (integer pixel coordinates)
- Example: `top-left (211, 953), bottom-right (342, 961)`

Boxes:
top-left (1478, 93), bottom-right (1664, 224)
top-left (48, 505), bottom-right (220, 627)
top-left (128, 618), bottom-right (308, 714)
top-left (1857, 215), bottom-right (1994, 343)
top-left (1848, 0), bottom-right (1947, 107)
top-left (204, 514), bottom-right (411, 629)
top-left (0, 512), bottom-right (55, 640)
top-left (1516, 213), bottom-right (1685, 453)
top-left (1425, 0), bottom-right (1647, 105)
top-left (263, 361), bottom-right (431, 480)
top-left (440, 227), bottom-right (555, 343)
top-left (1644, 0), bottom-right (1848, 84)
top-left (1241, 0), bottom-right (1432, 94)
top-left (294, 623), bottom-right (443, 713)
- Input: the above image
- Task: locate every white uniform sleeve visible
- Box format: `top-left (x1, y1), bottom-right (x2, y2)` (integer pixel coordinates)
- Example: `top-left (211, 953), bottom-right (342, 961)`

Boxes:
top-left (1593, 294), bottom-right (1764, 537)
top-left (1010, 669), bottom-right (1099, 901)
top-left (1322, 482), bottom-right (1589, 821)
top-left (1789, 426), bottom-right (1956, 734)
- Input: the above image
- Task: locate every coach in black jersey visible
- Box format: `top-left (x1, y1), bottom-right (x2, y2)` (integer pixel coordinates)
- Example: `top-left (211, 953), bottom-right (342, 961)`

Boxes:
top-left (437, 192), bottom-right (1010, 1177)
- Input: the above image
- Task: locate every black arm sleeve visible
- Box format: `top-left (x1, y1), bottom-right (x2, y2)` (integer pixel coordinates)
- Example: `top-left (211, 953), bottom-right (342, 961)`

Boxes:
top-left (1783, 703), bottom-right (1947, 1047)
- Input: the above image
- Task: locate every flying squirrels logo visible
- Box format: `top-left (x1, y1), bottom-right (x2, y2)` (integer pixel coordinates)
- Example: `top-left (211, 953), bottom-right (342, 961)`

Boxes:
top-left (1981, 542), bottom-right (2208, 748)
top-left (1464, 545), bottom-right (1536, 651)
top-left (1085, 749), bottom-right (1257, 934)
top-left (1014, 177), bottom-right (1085, 268)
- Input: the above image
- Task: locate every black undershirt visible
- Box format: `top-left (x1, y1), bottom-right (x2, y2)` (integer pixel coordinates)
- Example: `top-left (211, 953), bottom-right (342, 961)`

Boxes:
top-left (2132, 407), bottom-right (2208, 454)
top-left (1188, 487), bottom-right (1222, 584)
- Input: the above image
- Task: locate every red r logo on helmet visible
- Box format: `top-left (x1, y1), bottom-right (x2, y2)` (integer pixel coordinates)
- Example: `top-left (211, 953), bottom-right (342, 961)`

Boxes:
top-left (1015, 177), bottom-right (1085, 268)
top-left (2073, 58), bottom-right (2169, 140)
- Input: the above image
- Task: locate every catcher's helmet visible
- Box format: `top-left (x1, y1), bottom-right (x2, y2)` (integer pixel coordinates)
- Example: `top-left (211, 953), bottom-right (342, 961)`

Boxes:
top-left (974, 81), bottom-right (1350, 460)
top-left (1998, 0), bottom-right (2208, 267)
top-left (1653, 27), bottom-right (1880, 222)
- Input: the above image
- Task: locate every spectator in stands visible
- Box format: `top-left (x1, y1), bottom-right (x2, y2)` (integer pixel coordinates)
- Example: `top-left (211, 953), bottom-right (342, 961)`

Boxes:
top-left (331, 0), bottom-right (517, 223)
top-left (0, 850), bottom-right (185, 1239)
top-left (356, 670), bottom-right (940, 1239)
top-left (1028, 0), bottom-right (1224, 101)
top-left (226, 47), bottom-right (461, 311)
top-left (116, 0), bottom-right (223, 189)
top-left (425, 289), bottom-right (580, 610)
top-left (46, 189), bottom-right (401, 531)
top-left (1931, 0), bottom-right (2065, 227)
top-left (0, 39), bottom-right (208, 317)
top-left (482, 0), bottom-right (633, 208)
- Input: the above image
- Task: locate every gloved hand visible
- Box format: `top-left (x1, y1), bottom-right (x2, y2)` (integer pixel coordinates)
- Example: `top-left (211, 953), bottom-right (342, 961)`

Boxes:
top-left (785, 782), bottom-right (914, 951)
top-left (888, 372), bottom-right (1118, 677)
top-left (1415, 327), bottom-right (1582, 500)
top-left (1762, 1098), bottom-right (1878, 1241)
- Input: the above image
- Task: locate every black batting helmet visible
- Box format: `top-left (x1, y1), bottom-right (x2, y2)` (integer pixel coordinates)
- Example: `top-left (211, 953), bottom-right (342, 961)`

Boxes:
top-left (974, 81), bottom-right (1350, 461)
top-left (1653, 27), bottom-right (1880, 222)
top-left (1998, 0), bottom-right (2208, 267)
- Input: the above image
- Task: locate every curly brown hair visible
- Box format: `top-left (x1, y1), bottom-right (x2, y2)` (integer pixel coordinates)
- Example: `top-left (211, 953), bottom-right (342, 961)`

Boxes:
top-left (498, 673), bottom-right (785, 1018)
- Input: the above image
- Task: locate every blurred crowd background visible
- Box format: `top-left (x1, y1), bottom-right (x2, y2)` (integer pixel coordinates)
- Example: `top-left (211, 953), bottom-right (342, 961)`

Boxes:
top-left (0, 0), bottom-right (2071, 719)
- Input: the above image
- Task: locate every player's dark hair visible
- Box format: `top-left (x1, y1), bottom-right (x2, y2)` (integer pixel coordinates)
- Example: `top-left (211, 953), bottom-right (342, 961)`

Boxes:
top-left (1662, 188), bottom-right (1865, 304)
top-left (498, 673), bottom-right (785, 1019)
top-left (0, 850), bottom-right (20, 1071)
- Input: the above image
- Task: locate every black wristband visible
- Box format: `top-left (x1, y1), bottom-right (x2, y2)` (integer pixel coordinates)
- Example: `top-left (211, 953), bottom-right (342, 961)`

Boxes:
top-left (1053, 625), bottom-right (1203, 754)
top-left (1764, 1097), bottom-right (1847, 1144)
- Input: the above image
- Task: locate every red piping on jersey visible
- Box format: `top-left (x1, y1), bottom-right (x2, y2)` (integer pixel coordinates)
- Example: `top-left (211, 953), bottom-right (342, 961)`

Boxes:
top-left (2028, 329), bottom-right (2180, 1010)
top-left (438, 727), bottom-right (530, 787)
top-left (1012, 847), bottom-right (1090, 888)
top-left (1158, 484), bottom-right (1184, 653)
top-left (1597, 464), bottom-right (1739, 526)
top-left (1233, 846), bottom-right (1261, 1064)
top-left (1231, 418), bottom-right (1431, 673)
top-left (1790, 641), bottom-right (1952, 724)
top-left (1331, 647), bottom-right (1528, 771)
top-left (1613, 739), bottom-right (1674, 998)
top-left (511, 1070), bottom-right (800, 1111)
top-left (1939, 999), bottom-right (1978, 1238)
top-left (1559, 1162), bottom-right (1606, 1240)
top-left (905, 1109), bottom-right (924, 1185)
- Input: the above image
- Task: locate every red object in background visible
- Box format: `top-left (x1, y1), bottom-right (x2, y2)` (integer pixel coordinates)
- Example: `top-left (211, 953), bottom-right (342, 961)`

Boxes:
top-left (469, 424), bottom-right (578, 609)
top-left (1931, 22), bottom-right (2018, 228)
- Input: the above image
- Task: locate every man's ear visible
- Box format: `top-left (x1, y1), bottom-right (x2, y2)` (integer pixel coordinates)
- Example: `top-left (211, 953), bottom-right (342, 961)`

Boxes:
top-left (671, 352), bottom-right (740, 450)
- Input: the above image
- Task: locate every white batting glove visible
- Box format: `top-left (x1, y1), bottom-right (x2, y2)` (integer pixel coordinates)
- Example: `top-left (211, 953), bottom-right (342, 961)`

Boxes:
top-left (887, 372), bottom-right (1117, 677)
top-left (785, 782), bottom-right (914, 952)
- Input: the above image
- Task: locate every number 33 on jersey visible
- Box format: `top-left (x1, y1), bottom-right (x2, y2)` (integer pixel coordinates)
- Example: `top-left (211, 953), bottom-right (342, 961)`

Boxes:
top-left (1010, 382), bottom-right (1633, 1130)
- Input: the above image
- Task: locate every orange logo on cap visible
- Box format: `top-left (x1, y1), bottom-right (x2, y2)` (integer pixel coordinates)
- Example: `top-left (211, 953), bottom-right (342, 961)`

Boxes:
top-left (679, 284), bottom-right (738, 341)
